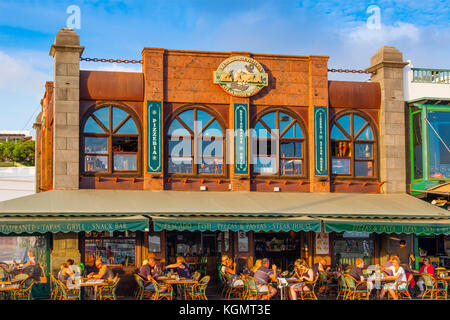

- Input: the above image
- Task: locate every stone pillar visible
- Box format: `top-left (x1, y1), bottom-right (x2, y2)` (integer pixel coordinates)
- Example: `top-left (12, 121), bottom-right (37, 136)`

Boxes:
top-left (366, 46), bottom-right (408, 193)
top-left (49, 28), bottom-right (84, 190)
top-left (50, 232), bottom-right (81, 274)
top-left (33, 113), bottom-right (42, 193)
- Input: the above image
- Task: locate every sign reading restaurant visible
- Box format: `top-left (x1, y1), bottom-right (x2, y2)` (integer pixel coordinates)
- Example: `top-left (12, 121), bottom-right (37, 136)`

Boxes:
top-left (213, 56), bottom-right (268, 97)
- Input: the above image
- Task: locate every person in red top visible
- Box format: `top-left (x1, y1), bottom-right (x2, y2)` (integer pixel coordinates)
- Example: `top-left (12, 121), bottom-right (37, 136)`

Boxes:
top-left (414, 257), bottom-right (435, 298)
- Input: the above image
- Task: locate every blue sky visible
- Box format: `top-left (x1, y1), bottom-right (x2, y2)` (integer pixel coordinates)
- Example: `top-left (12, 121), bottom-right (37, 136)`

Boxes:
top-left (0, 0), bottom-right (449, 134)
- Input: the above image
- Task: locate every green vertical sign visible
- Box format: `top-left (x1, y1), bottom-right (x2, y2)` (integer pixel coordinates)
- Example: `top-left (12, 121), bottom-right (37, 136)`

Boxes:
top-left (234, 103), bottom-right (249, 174)
top-left (147, 101), bottom-right (162, 173)
top-left (314, 106), bottom-right (328, 176)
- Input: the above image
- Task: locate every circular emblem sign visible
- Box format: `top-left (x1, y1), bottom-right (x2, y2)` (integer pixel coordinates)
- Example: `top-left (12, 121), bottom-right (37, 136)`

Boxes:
top-left (213, 56), bottom-right (268, 97)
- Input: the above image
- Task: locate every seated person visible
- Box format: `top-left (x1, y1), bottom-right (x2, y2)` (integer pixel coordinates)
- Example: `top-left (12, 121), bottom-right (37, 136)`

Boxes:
top-left (58, 262), bottom-right (74, 282)
top-left (380, 254), bottom-right (398, 276)
top-left (312, 257), bottom-right (331, 275)
top-left (221, 256), bottom-right (243, 287)
top-left (249, 259), bottom-right (262, 277)
top-left (379, 257), bottom-right (407, 300)
top-left (254, 258), bottom-right (277, 300)
top-left (349, 258), bottom-right (374, 294)
top-left (414, 257), bottom-right (435, 298)
top-left (289, 260), bottom-right (314, 300)
top-left (87, 258), bottom-right (114, 280)
top-left (165, 256), bottom-right (191, 279)
top-left (139, 256), bottom-right (167, 292)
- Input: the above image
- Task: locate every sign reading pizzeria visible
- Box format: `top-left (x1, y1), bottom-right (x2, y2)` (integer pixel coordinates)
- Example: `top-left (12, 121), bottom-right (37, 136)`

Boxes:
top-left (213, 56), bottom-right (269, 97)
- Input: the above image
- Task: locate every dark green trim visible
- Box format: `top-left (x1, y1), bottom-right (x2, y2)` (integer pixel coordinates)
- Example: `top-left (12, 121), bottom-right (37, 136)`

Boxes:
top-left (234, 103), bottom-right (249, 174)
top-left (147, 101), bottom-right (163, 173)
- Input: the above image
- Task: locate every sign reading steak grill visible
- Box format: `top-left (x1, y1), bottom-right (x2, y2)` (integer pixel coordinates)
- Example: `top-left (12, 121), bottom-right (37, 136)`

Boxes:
top-left (213, 56), bottom-right (268, 97)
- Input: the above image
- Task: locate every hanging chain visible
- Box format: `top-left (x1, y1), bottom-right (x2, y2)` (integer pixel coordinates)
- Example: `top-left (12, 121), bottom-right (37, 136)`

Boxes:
top-left (80, 57), bottom-right (143, 64)
top-left (328, 68), bottom-right (373, 74)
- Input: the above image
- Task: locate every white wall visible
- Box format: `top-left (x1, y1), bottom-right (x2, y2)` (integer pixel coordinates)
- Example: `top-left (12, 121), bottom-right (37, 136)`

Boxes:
top-left (0, 167), bottom-right (35, 202)
top-left (404, 61), bottom-right (450, 102)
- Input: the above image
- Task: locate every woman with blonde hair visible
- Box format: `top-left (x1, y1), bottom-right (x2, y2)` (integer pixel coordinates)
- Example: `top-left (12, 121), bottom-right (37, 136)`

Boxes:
top-left (221, 255), bottom-right (243, 287)
top-left (289, 260), bottom-right (314, 300)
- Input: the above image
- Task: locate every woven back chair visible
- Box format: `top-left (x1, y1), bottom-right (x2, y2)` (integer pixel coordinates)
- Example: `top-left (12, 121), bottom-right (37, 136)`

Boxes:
top-left (392, 273), bottom-right (413, 300)
top-left (343, 274), bottom-right (369, 300)
top-left (150, 279), bottom-right (173, 300)
top-left (97, 273), bottom-right (120, 300)
top-left (222, 271), bottom-right (244, 300)
top-left (242, 275), bottom-right (270, 300)
top-left (189, 275), bottom-right (210, 300)
top-left (296, 274), bottom-right (319, 300)
top-left (55, 278), bottom-right (81, 300)
top-left (49, 273), bottom-right (62, 300)
top-left (134, 273), bottom-right (154, 300)
top-left (421, 274), bottom-right (437, 300)
top-left (11, 276), bottom-right (35, 300)
top-left (336, 274), bottom-right (349, 300)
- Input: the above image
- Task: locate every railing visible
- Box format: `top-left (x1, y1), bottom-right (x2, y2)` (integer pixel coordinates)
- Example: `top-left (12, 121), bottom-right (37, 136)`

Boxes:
top-left (412, 68), bottom-right (450, 84)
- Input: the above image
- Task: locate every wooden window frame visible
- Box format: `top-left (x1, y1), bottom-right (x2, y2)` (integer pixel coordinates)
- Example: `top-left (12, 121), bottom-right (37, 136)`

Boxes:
top-left (165, 105), bottom-right (227, 178)
top-left (251, 108), bottom-right (308, 179)
top-left (330, 111), bottom-right (378, 180)
top-left (81, 103), bottom-right (143, 177)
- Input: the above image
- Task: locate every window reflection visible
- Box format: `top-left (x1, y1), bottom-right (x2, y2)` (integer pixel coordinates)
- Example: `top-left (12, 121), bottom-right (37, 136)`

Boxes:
top-left (428, 111), bottom-right (450, 179)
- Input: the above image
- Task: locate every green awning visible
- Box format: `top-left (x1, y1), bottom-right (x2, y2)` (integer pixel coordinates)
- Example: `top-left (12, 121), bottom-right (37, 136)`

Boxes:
top-left (0, 216), bottom-right (149, 235)
top-left (323, 218), bottom-right (450, 235)
top-left (151, 216), bottom-right (322, 232)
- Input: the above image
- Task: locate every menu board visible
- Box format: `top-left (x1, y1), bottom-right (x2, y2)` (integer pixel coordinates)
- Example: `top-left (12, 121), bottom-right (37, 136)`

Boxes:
top-left (149, 234), bottom-right (161, 253)
top-left (238, 231), bottom-right (248, 252)
top-left (315, 232), bottom-right (329, 255)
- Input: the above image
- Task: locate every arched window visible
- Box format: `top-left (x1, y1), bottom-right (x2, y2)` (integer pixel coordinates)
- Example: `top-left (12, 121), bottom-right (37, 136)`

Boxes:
top-left (167, 107), bottom-right (224, 175)
top-left (82, 105), bottom-right (141, 175)
top-left (330, 112), bottom-right (377, 177)
top-left (252, 110), bottom-right (306, 176)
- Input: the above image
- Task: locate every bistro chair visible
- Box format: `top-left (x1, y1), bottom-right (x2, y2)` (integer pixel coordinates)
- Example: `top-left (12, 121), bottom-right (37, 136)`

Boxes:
top-left (434, 277), bottom-right (448, 300)
top-left (317, 271), bottom-right (337, 297)
top-left (11, 276), bottom-right (35, 300)
top-left (296, 274), bottom-right (319, 300)
top-left (133, 274), bottom-right (154, 300)
top-left (49, 273), bottom-right (62, 300)
top-left (336, 274), bottom-right (349, 300)
top-left (390, 273), bottom-right (413, 300)
top-left (55, 279), bottom-right (81, 300)
top-left (241, 275), bottom-right (270, 300)
top-left (421, 274), bottom-right (438, 300)
top-left (150, 278), bottom-right (173, 300)
top-left (188, 275), bottom-right (210, 300)
top-left (222, 271), bottom-right (244, 300)
top-left (181, 271), bottom-right (202, 300)
top-left (97, 274), bottom-right (120, 300)
top-left (343, 274), bottom-right (370, 300)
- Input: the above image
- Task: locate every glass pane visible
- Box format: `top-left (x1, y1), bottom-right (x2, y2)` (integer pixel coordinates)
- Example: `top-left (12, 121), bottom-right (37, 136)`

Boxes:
top-left (337, 115), bottom-right (351, 135)
top-left (112, 107), bottom-right (128, 131)
top-left (294, 123), bottom-right (303, 138)
top-left (356, 126), bottom-right (374, 140)
top-left (279, 113), bottom-right (293, 134)
top-left (112, 136), bottom-right (138, 152)
top-left (178, 110), bottom-right (194, 131)
top-left (85, 137), bottom-right (108, 154)
top-left (294, 142), bottom-right (302, 158)
top-left (331, 158), bottom-right (350, 174)
top-left (198, 158), bottom-right (223, 174)
top-left (85, 238), bottom-right (135, 266)
top-left (256, 138), bottom-right (275, 156)
top-left (282, 124), bottom-right (295, 138)
top-left (412, 112), bottom-right (423, 180)
top-left (168, 157), bottom-right (193, 173)
top-left (84, 117), bottom-right (106, 133)
top-left (355, 161), bottom-right (374, 177)
top-left (116, 118), bottom-right (138, 134)
top-left (355, 143), bottom-right (373, 160)
top-left (261, 112), bottom-right (277, 133)
top-left (168, 118), bottom-right (190, 136)
top-left (353, 115), bottom-right (367, 136)
top-left (196, 110), bottom-right (212, 129)
top-left (93, 108), bottom-right (110, 130)
top-left (198, 138), bottom-right (223, 157)
top-left (428, 111), bottom-right (450, 179)
top-left (253, 121), bottom-right (271, 137)
top-left (280, 142), bottom-right (294, 158)
top-left (331, 125), bottom-right (348, 140)
top-left (280, 159), bottom-right (302, 175)
top-left (114, 154), bottom-right (137, 171)
top-left (0, 236), bottom-right (49, 279)
top-left (202, 120), bottom-right (223, 136)
top-left (331, 141), bottom-right (352, 157)
top-left (85, 155), bottom-right (108, 172)
top-left (253, 156), bottom-right (276, 174)
top-left (169, 138), bottom-right (192, 157)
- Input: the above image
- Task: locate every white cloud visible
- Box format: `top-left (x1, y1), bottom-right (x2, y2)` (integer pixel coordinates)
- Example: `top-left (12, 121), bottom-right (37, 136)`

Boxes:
top-left (346, 22), bottom-right (421, 44)
top-left (0, 50), bottom-right (50, 99)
